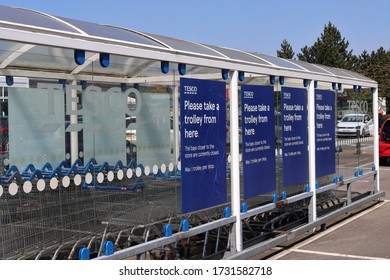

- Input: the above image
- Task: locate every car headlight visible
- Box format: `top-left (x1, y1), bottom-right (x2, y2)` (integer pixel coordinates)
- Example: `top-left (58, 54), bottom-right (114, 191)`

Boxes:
top-left (355, 126), bottom-right (361, 129)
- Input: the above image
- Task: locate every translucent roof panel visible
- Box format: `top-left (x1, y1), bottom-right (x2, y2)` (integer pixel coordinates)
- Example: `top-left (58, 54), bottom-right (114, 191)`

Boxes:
top-left (252, 53), bottom-right (304, 70)
top-left (0, 5), bottom-right (77, 33)
top-left (314, 64), bottom-right (354, 79)
top-left (287, 59), bottom-right (331, 75)
top-left (0, 5), bottom-right (375, 85)
top-left (9, 45), bottom-right (77, 72)
top-left (205, 45), bottom-right (271, 65)
top-left (58, 17), bottom-right (165, 48)
top-left (146, 33), bottom-right (226, 58)
top-left (0, 41), bottom-right (25, 60)
top-left (185, 65), bottom-right (221, 75)
top-left (79, 55), bottom-right (157, 77)
top-left (337, 68), bottom-right (373, 81)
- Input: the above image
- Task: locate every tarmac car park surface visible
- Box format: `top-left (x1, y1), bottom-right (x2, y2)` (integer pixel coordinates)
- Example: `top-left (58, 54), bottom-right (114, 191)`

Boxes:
top-left (258, 139), bottom-right (390, 260)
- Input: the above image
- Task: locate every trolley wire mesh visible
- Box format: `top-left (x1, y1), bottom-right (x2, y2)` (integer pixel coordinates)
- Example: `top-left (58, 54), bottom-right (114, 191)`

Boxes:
top-left (0, 166), bottom-right (181, 259)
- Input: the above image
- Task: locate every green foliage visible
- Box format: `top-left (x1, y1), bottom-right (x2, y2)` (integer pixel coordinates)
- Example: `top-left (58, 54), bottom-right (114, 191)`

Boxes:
top-left (355, 47), bottom-right (390, 95)
top-left (355, 47), bottom-right (390, 110)
top-left (276, 39), bottom-right (295, 59)
top-left (297, 22), bottom-right (355, 70)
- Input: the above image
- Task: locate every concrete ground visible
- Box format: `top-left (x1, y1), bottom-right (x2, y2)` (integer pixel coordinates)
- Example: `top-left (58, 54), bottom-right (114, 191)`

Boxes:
top-left (262, 164), bottom-right (390, 260)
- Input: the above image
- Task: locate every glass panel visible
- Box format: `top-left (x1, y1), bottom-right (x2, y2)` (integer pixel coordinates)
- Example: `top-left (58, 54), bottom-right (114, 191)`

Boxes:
top-left (206, 45), bottom-right (271, 65)
top-left (0, 53), bottom-right (185, 259)
top-left (82, 86), bottom-right (126, 165)
top-left (288, 59), bottom-right (331, 75)
top-left (336, 88), bottom-right (374, 177)
top-left (0, 41), bottom-right (25, 61)
top-left (10, 45), bottom-right (77, 72)
top-left (0, 5), bottom-right (77, 32)
top-left (252, 53), bottom-right (304, 70)
top-left (146, 33), bottom-right (225, 57)
top-left (315, 64), bottom-right (354, 78)
top-left (137, 92), bottom-right (171, 167)
top-left (79, 61), bottom-right (181, 224)
top-left (8, 86), bottom-right (65, 168)
top-left (76, 54), bottom-right (156, 77)
top-left (60, 17), bottom-right (165, 47)
top-left (338, 68), bottom-right (373, 81)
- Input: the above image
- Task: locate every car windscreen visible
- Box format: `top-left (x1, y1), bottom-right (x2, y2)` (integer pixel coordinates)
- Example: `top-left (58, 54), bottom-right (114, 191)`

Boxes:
top-left (341, 116), bottom-right (363, 122)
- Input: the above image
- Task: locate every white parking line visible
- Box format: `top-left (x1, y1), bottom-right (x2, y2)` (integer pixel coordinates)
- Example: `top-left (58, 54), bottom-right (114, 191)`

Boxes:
top-left (270, 200), bottom-right (389, 260)
top-left (359, 162), bottom-right (375, 168)
top-left (291, 249), bottom-right (388, 260)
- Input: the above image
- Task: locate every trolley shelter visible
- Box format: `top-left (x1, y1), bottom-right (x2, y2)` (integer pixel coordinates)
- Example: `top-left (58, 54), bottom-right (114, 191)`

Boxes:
top-left (0, 5), bottom-right (383, 260)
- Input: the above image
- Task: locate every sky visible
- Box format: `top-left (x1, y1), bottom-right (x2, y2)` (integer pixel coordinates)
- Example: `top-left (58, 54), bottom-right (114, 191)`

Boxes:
top-left (0, 0), bottom-right (389, 57)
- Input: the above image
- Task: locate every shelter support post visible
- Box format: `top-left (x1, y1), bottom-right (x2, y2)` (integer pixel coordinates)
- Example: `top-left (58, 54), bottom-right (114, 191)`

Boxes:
top-left (229, 70), bottom-right (243, 253)
top-left (373, 87), bottom-right (380, 193)
top-left (307, 80), bottom-right (317, 228)
top-left (173, 83), bottom-right (180, 164)
top-left (70, 80), bottom-right (79, 164)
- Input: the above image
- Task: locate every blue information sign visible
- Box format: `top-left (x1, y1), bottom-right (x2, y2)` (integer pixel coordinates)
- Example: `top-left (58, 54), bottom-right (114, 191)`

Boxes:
top-left (282, 87), bottom-right (308, 187)
top-left (315, 89), bottom-right (336, 177)
top-left (241, 85), bottom-right (276, 199)
top-left (180, 78), bottom-right (227, 213)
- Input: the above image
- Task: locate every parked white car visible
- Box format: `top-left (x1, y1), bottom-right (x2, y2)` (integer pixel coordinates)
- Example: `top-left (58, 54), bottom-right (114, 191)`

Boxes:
top-left (336, 113), bottom-right (373, 137)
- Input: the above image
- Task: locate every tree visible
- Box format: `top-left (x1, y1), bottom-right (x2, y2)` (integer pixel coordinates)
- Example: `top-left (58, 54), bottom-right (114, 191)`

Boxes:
top-left (297, 21), bottom-right (355, 69)
top-left (277, 39), bottom-right (295, 59)
top-left (355, 47), bottom-right (390, 112)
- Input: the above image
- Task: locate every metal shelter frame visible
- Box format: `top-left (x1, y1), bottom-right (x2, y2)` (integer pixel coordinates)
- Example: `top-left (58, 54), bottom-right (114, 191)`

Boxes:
top-left (0, 5), bottom-right (383, 259)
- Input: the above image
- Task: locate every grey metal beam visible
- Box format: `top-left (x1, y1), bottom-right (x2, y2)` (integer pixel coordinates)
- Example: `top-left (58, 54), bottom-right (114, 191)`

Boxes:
top-left (95, 216), bottom-right (235, 260)
top-left (227, 191), bottom-right (385, 260)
